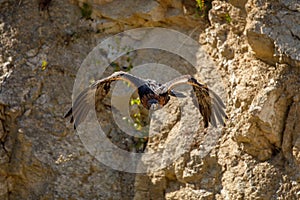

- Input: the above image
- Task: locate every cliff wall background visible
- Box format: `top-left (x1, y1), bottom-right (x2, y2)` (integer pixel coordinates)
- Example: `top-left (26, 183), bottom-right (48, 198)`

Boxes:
top-left (0, 0), bottom-right (299, 199)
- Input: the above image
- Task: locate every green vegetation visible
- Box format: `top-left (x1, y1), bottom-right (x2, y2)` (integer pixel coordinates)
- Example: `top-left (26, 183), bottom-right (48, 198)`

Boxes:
top-left (110, 50), bottom-right (134, 72)
top-left (195, 0), bottom-right (212, 18)
top-left (133, 137), bottom-right (148, 152)
top-left (225, 13), bottom-right (232, 23)
top-left (107, 45), bottom-right (146, 139)
top-left (41, 60), bottom-right (48, 70)
top-left (130, 97), bottom-right (143, 131)
top-left (81, 2), bottom-right (92, 19)
top-left (110, 61), bottom-right (133, 72)
top-left (196, 0), bottom-right (205, 11)
top-left (121, 96), bottom-right (148, 133)
top-left (130, 97), bottom-right (141, 106)
top-left (121, 95), bottom-right (148, 152)
top-left (129, 96), bottom-right (148, 152)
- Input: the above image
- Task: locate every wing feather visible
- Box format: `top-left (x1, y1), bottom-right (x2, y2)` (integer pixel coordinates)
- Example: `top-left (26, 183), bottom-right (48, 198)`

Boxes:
top-left (209, 106), bottom-right (217, 127)
top-left (209, 89), bottom-right (226, 109)
top-left (163, 75), bottom-right (227, 127)
top-left (64, 71), bottom-right (145, 129)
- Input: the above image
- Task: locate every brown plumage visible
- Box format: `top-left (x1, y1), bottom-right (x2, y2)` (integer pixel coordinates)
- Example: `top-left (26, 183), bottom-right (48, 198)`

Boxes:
top-left (64, 71), bottom-right (227, 129)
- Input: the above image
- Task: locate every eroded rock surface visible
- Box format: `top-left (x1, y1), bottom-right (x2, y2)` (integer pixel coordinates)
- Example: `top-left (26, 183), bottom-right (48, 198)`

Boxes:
top-left (0, 0), bottom-right (300, 199)
top-left (246, 0), bottom-right (300, 67)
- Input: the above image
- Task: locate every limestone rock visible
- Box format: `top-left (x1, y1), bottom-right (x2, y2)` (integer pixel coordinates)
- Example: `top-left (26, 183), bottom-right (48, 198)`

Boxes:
top-left (77, 0), bottom-right (202, 33)
top-left (233, 66), bottom-right (300, 161)
top-left (280, 0), bottom-right (300, 12)
top-left (166, 188), bottom-right (214, 200)
top-left (246, 0), bottom-right (300, 67)
top-left (1, 0), bottom-right (300, 199)
top-left (282, 95), bottom-right (300, 165)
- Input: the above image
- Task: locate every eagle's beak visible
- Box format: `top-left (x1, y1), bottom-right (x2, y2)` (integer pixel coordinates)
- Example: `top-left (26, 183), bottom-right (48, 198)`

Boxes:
top-left (148, 99), bottom-right (160, 110)
top-left (150, 103), bottom-right (160, 110)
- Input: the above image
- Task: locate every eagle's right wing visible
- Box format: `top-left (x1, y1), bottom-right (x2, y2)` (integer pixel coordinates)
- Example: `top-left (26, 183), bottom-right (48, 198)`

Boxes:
top-left (64, 71), bottom-right (145, 129)
top-left (162, 75), bottom-right (227, 128)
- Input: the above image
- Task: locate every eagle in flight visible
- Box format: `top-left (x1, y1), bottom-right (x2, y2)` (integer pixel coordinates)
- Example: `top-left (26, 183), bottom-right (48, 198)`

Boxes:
top-left (64, 71), bottom-right (227, 129)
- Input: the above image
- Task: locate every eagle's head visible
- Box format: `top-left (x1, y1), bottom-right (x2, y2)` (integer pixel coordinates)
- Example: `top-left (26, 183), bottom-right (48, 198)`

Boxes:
top-left (147, 99), bottom-right (161, 110)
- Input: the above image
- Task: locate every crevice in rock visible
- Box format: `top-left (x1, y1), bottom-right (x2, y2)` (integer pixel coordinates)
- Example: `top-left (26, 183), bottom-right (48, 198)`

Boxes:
top-left (290, 30), bottom-right (300, 41)
top-left (280, 99), bottom-right (293, 149)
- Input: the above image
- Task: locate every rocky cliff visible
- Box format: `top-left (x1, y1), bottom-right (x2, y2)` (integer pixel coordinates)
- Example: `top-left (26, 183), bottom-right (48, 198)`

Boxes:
top-left (0, 0), bottom-right (299, 199)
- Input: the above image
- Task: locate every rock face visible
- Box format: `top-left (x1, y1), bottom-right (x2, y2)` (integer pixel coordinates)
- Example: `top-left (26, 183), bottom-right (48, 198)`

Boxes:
top-left (246, 0), bottom-right (300, 67)
top-left (0, 0), bottom-right (299, 199)
top-left (75, 0), bottom-right (203, 33)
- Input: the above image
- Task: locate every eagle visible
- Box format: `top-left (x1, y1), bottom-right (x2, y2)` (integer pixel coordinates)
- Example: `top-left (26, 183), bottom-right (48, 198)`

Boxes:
top-left (64, 71), bottom-right (227, 129)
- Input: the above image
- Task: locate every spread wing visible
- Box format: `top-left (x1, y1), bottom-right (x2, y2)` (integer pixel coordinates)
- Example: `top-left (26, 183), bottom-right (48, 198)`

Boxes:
top-left (64, 71), bottom-right (145, 129)
top-left (162, 75), bottom-right (227, 128)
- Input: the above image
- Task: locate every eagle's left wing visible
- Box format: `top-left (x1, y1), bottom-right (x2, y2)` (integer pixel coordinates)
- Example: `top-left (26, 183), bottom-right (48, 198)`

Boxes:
top-left (64, 71), bottom-right (145, 129)
top-left (162, 75), bottom-right (227, 128)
